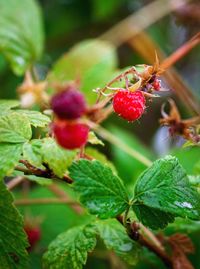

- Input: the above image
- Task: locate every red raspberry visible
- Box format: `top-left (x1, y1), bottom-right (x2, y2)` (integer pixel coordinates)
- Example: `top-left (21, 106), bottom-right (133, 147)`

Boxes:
top-left (152, 79), bottom-right (161, 91)
top-left (24, 226), bottom-right (41, 251)
top-left (113, 90), bottom-right (145, 121)
top-left (51, 87), bottom-right (86, 119)
top-left (52, 120), bottom-right (89, 149)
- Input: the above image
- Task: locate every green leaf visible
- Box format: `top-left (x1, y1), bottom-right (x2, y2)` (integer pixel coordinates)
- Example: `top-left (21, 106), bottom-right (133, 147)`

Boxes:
top-left (49, 39), bottom-right (117, 104)
top-left (0, 113), bottom-right (32, 143)
top-left (0, 180), bottom-right (29, 268)
top-left (69, 159), bottom-right (129, 218)
top-left (194, 160), bottom-right (200, 174)
top-left (0, 0), bottom-right (44, 75)
top-left (0, 143), bottom-right (23, 178)
top-left (167, 218), bottom-right (200, 234)
top-left (43, 225), bottom-right (96, 269)
top-left (23, 140), bottom-right (44, 169)
top-left (188, 175), bottom-right (200, 193)
top-left (16, 110), bottom-right (50, 128)
top-left (23, 138), bottom-right (76, 178)
top-left (0, 100), bottom-right (20, 114)
top-left (85, 147), bottom-right (117, 174)
top-left (182, 141), bottom-right (196, 148)
top-left (133, 156), bottom-right (200, 228)
top-left (95, 219), bottom-right (139, 265)
top-left (42, 138), bottom-right (76, 178)
top-left (133, 205), bottom-right (175, 230)
top-left (171, 146), bottom-right (200, 174)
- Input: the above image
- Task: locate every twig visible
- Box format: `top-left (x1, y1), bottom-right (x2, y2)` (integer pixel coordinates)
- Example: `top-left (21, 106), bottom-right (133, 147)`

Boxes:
top-left (15, 165), bottom-right (30, 174)
top-left (14, 198), bottom-right (79, 206)
top-left (117, 217), bottom-right (172, 268)
top-left (89, 121), bottom-right (152, 167)
top-left (138, 235), bottom-right (172, 268)
top-left (127, 31), bottom-right (200, 115)
top-left (7, 176), bottom-right (24, 190)
top-left (140, 223), bottom-right (164, 251)
top-left (95, 67), bottom-right (136, 103)
top-left (160, 32), bottom-right (200, 71)
top-left (15, 161), bottom-right (73, 184)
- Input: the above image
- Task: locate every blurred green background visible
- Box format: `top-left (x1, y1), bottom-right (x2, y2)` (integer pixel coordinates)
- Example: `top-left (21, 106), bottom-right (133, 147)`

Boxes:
top-left (0, 0), bottom-right (200, 268)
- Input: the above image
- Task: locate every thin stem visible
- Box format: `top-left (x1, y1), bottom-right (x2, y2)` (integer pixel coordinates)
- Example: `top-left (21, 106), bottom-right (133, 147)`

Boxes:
top-left (123, 206), bottom-right (130, 227)
top-left (116, 217), bottom-right (172, 268)
top-left (89, 121), bottom-right (152, 167)
top-left (138, 235), bottom-right (172, 268)
top-left (15, 165), bottom-right (30, 174)
top-left (95, 67), bottom-right (136, 103)
top-left (47, 184), bottom-right (83, 214)
top-left (14, 198), bottom-right (79, 206)
top-left (15, 162), bottom-right (73, 184)
top-left (7, 176), bottom-right (24, 190)
top-left (160, 32), bottom-right (200, 71)
top-left (140, 223), bottom-right (164, 251)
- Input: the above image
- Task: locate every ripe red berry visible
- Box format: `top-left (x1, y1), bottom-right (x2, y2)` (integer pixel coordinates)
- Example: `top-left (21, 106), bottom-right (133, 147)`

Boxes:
top-left (24, 226), bottom-right (41, 251)
top-left (152, 79), bottom-right (161, 91)
top-left (52, 120), bottom-right (89, 149)
top-left (113, 90), bottom-right (146, 121)
top-left (51, 87), bottom-right (86, 119)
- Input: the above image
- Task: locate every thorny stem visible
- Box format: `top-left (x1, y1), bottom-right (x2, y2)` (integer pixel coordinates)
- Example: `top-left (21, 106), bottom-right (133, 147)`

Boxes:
top-left (96, 31), bottom-right (200, 110)
top-left (128, 31), bottom-right (200, 115)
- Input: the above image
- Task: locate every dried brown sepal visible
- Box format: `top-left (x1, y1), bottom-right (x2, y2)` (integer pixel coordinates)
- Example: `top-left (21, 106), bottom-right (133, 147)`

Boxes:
top-left (139, 53), bottom-right (164, 85)
top-left (169, 234), bottom-right (195, 254)
top-left (160, 99), bottom-right (200, 142)
top-left (172, 247), bottom-right (194, 269)
top-left (17, 71), bottom-right (48, 108)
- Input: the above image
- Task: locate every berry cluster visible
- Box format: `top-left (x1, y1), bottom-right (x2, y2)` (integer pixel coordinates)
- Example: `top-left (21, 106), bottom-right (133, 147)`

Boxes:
top-left (51, 85), bottom-right (89, 150)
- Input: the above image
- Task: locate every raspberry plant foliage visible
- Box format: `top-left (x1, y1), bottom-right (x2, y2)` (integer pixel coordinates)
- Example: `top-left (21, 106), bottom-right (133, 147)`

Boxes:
top-left (0, 0), bottom-right (200, 269)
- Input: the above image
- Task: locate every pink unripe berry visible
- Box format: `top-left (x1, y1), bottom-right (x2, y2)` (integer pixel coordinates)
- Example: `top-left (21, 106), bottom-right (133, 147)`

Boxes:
top-left (51, 87), bottom-right (86, 120)
top-left (152, 80), bottom-right (161, 91)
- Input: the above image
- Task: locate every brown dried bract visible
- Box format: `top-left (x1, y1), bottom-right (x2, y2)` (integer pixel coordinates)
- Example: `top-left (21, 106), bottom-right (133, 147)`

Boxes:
top-left (17, 71), bottom-right (48, 108)
top-left (168, 233), bottom-right (195, 269)
top-left (139, 52), bottom-right (164, 85)
top-left (160, 99), bottom-right (200, 142)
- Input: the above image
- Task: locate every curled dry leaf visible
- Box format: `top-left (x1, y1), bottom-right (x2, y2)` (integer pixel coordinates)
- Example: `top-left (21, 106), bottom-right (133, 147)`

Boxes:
top-left (168, 233), bottom-right (195, 269)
